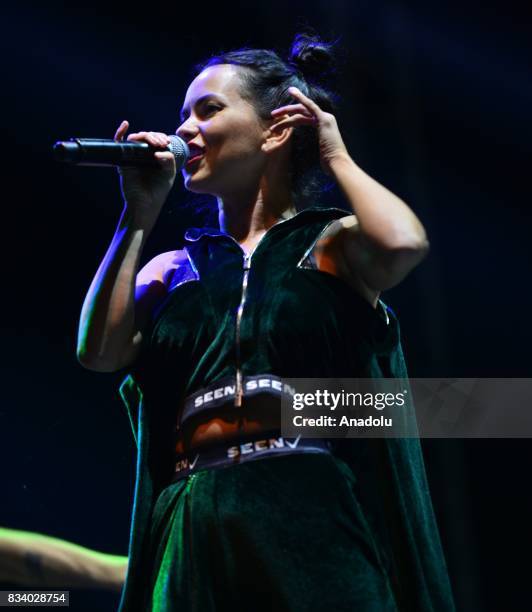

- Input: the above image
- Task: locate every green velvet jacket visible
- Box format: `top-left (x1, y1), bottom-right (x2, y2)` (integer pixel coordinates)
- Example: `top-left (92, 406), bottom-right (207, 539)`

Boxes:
top-left (117, 206), bottom-right (455, 611)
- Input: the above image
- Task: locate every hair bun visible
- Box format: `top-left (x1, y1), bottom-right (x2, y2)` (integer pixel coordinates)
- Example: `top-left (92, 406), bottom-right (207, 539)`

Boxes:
top-left (289, 33), bottom-right (335, 80)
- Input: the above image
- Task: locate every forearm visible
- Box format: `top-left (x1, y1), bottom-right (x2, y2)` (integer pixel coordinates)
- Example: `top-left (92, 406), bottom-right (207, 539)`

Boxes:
top-left (77, 206), bottom-right (150, 371)
top-left (330, 153), bottom-right (429, 251)
top-left (0, 529), bottom-right (128, 592)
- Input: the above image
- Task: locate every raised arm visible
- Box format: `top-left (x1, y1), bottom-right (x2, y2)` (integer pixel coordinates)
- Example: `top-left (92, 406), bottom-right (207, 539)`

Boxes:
top-left (77, 121), bottom-right (176, 372)
top-left (270, 88), bottom-right (429, 296)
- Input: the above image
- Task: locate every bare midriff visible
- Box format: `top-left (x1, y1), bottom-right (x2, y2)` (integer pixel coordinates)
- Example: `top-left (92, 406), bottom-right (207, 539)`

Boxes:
top-left (175, 401), bottom-right (281, 454)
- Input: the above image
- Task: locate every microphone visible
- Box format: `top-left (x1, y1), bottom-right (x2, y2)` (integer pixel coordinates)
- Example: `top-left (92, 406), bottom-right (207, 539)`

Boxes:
top-left (53, 136), bottom-right (190, 169)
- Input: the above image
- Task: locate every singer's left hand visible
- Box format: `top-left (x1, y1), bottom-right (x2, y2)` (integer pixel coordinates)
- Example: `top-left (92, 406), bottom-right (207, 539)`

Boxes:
top-left (270, 86), bottom-right (350, 175)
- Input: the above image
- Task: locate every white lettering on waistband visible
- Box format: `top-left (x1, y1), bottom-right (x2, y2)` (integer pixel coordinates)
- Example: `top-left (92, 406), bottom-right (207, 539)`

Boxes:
top-left (194, 384), bottom-right (236, 408)
top-left (193, 376), bottom-right (294, 409)
top-left (175, 436), bottom-right (327, 477)
top-left (226, 436), bottom-right (302, 459)
top-left (175, 453), bottom-right (200, 473)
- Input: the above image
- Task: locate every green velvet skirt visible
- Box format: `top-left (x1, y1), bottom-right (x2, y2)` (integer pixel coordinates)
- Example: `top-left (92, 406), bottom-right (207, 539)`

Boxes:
top-left (146, 452), bottom-right (399, 611)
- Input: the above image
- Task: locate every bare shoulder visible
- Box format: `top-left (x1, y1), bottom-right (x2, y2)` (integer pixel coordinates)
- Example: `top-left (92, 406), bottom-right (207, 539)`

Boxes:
top-left (313, 214), bottom-right (381, 308)
top-left (137, 250), bottom-right (189, 289)
top-left (322, 214), bottom-right (359, 237)
top-left (312, 214), bottom-right (360, 247)
top-left (134, 250), bottom-right (188, 332)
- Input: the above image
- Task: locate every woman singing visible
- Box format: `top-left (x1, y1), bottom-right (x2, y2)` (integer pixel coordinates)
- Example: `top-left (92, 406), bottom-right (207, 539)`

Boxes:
top-left (77, 34), bottom-right (455, 611)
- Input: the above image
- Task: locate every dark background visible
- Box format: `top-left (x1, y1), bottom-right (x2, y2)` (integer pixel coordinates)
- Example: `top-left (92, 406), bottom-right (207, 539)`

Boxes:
top-left (1, 1), bottom-right (530, 610)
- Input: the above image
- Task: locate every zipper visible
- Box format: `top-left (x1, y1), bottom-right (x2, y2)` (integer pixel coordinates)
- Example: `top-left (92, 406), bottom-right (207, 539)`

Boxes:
top-left (234, 251), bottom-right (252, 407)
top-left (231, 212), bottom-right (305, 408)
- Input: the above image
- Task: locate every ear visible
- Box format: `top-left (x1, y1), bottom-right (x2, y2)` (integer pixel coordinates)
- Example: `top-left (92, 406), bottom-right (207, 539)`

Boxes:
top-left (261, 124), bottom-right (293, 154)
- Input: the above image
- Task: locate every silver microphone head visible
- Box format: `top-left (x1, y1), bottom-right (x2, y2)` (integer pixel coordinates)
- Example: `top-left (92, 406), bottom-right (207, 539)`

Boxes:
top-left (167, 135), bottom-right (190, 170)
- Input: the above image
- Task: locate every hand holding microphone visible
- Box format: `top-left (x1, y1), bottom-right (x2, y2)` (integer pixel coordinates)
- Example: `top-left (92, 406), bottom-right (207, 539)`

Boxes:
top-left (113, 121), bottom-right (180, 219)
top-left (55, 121), bottom-right (189, 225)
top-left (53, 122), bottom-right (190, 169)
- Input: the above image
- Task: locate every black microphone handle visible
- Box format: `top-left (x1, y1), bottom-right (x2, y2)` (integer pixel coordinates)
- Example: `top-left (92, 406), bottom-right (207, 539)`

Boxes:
top-left (53, 137), bottom-right (189, 169)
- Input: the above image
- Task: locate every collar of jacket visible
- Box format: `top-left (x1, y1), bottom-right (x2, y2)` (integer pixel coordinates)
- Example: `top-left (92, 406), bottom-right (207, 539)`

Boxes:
top-left (182, 206), bottom-right (350, 243)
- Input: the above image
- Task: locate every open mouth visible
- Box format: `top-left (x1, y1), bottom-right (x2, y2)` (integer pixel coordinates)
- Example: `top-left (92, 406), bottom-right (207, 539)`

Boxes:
top-left (184, 145), bottom-right (205, 171)
top-left (186, 153), bottom-right (204, 166)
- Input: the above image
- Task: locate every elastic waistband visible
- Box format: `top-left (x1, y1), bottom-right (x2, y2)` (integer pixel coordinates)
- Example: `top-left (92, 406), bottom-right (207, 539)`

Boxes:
top-left (172, 434), bottom-right (332, 483)
top-left (180, 374), bottom-right (293, 428)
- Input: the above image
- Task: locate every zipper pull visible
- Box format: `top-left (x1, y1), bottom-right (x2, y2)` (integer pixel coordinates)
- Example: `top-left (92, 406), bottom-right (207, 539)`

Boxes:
top-left (243, 252), bottom-right (251, 270)
top-left (235, 370), bottom-right (243, 407)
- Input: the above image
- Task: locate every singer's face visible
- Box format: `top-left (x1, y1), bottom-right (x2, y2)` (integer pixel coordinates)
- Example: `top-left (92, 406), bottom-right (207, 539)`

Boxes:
top-left (176, 64), bottom-right (268, 195)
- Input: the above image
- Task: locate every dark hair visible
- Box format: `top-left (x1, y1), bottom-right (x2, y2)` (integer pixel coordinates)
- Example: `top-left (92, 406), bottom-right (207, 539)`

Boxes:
top-left (194, 33), bottom-right (339, 211)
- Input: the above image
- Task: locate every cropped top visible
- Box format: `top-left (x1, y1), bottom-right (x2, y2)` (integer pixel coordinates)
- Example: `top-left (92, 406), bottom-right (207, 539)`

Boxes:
top-left (117, 206), bottom-right (455, 611)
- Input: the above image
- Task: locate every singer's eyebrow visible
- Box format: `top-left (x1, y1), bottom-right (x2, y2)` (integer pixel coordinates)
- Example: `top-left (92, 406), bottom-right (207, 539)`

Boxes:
top-left (179, 94), bottom-right (220, 122)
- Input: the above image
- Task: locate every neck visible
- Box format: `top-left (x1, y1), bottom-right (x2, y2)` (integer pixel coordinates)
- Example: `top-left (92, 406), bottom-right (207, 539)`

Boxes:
top-left (217, 167), bottom-right (296, 244)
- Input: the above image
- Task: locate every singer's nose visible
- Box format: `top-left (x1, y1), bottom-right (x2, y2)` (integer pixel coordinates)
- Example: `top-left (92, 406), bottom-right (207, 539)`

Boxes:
top-left (175, 118), bottom-right (198, 141)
